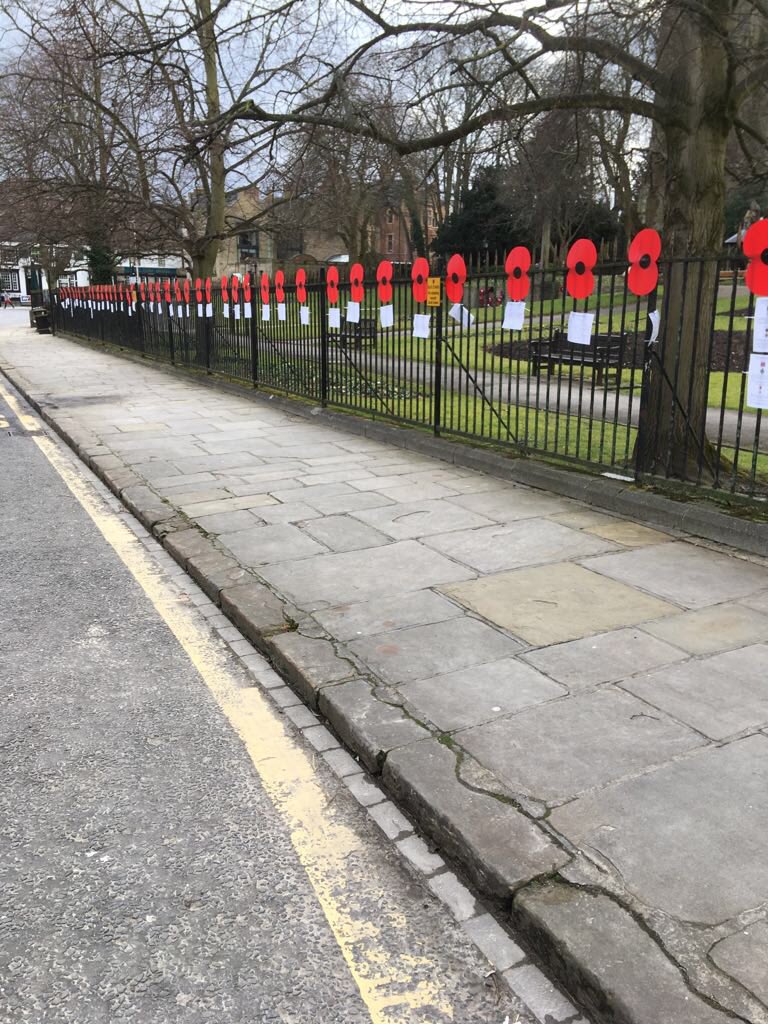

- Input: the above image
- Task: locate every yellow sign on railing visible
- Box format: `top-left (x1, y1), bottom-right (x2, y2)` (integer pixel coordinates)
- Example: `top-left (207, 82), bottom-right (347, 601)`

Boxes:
top-left (426, 277), bottom-right (441, 306)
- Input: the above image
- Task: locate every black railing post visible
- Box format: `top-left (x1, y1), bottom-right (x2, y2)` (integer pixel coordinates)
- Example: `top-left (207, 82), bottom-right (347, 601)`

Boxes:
top-left (634, 280), bottom-right (659, 481)
top-left (319, 267), bottom-right (329, 407)
top-left (433, 261), bottom-right (444, 436)
top-left (250, 265), bottom-right (258, 387)
top-left (168, 307), bottom-right (175, 364)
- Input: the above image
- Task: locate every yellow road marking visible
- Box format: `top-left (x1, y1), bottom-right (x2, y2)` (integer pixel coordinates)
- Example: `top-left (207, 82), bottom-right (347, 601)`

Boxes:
top-left (0, 380), bottom-right (454, 1023)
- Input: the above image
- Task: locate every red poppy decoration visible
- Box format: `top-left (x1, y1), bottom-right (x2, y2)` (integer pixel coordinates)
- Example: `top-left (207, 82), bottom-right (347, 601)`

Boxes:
top-left (349, 263), bottom-right (365, 302)
top-left (243, 272), bottom-right (251, 302)
top-left (164, 279), bottom-right (172, 304)
top-left (232, 274), bottom-right (240, 304)
top-left (174, 279), bottom-right (182, 304)
top-left (205, 277), bottom-right (212, 304)
top-left (627, 229), bottom-right (661, 296)
top-left (505, 247), bottom-right (532, 301)
top-left (260, 272), bottom-right (270, 305)
top-left (326, 265), bottom-right (339, 304)
top-left (275, 269), bottom-right (285, 303)
top-left (445, 254), bottom-right (467, 304)
top-left (183, 279), bottom-right (190, 305)
top-left (376, 260), bottom-right (393, 303)
top-left (296, 268), bottom-right (307, 305)
top-left (222, 275), bottom-right (230, 303)
top-left (195, 278), bottom-right (202, 303)
top-left (412, 257), bottom-right (429, 303)
top-left (743, 219), bottom-right (768, 296)
top-left (146, 282), bottom-right (153, 304)
top-left (118, 283), bottom-right (124, 302)
top-left (566, 239), bottom-right (597, 299)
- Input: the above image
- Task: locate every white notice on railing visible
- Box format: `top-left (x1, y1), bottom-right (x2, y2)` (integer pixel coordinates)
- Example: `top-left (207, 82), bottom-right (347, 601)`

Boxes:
top-left (244, 301), bottom-right (252, 319)
top-left (262, 303), bottom-right (270, 322)
top-left (379, 304), bottom-right (394, 328)
top-left (346, 300), bottom-right (360, 324)
top-left (448, 303), bottom-right (474, 327)
top-left (747, 354), bottom-right (768, 408)
top-left (300, 305), bottom-right (310, 326)
top-left (277, 303), bottom-right (287, 322)
top-left (567, 311), bottom-right (594, 345)
top-left (329, 307), bottom-right (341, 329)
top-left (648, 310), bottom-right (661, 343)
top-left (502, 301), bottom-right (526, 331)
top-left (412, 313), bottom-right (431, 339)
top-left (753, 297), bottom-right (768, 353)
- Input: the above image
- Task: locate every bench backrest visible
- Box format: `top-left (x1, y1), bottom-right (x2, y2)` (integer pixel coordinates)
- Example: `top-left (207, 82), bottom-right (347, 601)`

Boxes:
top-left (552, 330), bottom-right (627, 353)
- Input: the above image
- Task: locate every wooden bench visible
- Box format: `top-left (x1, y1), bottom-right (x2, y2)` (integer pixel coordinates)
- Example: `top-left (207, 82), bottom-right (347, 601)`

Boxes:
top-left (532, 330), bottom-right (628, 386)
top-left (338, 315), bottom-right (377, 350)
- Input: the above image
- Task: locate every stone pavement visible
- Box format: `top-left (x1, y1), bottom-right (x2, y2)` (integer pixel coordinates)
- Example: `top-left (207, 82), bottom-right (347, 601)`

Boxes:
top-left (2, 326), bottom-right (767, 1024)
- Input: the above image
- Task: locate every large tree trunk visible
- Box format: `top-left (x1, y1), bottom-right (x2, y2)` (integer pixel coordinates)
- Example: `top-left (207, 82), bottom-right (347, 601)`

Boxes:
top-left (196, 0), bottom-right (225, 280)
top-left (635, 1), bottom-right (732, 480)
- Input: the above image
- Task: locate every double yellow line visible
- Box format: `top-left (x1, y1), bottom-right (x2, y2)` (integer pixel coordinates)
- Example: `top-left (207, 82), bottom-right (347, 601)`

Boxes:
top-left (0, 379), bottom-right (454, 1023)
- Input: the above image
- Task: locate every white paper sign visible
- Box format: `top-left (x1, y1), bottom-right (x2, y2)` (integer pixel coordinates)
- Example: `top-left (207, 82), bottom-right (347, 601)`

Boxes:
top-left (329, 307), bottom-right (341, 329)
top-left (127, 303), bottom-right (132, 317)
top-left (262, 303), bottom-right (270, 322)
top-left (567, 311), bottom-right (594, 346)
top-left (205, 302), bottom-right (213, 318)
top-left (412, 313), bottom-right (431, 339)
top-left (233, 303), bottom-right (241, 320)
top-left (277, 302), bottom-right (287, 322)
top-left (197, 302), bottom-right (203, 317)
top-left (448, 303), bottom-right (475, 327)
top-left (379, 304), bottom-right (394, 328)
top-left (300, 305), bottom-right (310, 326)
top-left (747, 354), bottom-right (768, 408)
top-left (502, 301), bottom-right (526, 331)
top-left (753, 297), bottom-right (768, 353)
top-left (648, 310), bottom-right (661, 343)
top-left (346, 300), bottom-right (360, 324)
top-left (244, 301), bottom-right (252, 320)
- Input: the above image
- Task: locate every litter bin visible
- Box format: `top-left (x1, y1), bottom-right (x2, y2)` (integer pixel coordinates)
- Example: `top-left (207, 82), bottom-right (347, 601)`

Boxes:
top-left (30, 306), bottom-right (51, 333)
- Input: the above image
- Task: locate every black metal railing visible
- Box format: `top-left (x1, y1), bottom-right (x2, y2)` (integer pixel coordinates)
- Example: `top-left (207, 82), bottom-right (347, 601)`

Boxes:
top-left (52, 256), bottom-right (767, 499)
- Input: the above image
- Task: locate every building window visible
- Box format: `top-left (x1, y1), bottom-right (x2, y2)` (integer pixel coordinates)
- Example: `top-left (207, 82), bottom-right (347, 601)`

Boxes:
top-left (386, 208), bottom-right (394, 224)
top-left (0, 270), bottom-right (20, 292)
top-left (386, 233), bottom-right (394, 253)
top-left (157, 256), bottom-right (167, 268)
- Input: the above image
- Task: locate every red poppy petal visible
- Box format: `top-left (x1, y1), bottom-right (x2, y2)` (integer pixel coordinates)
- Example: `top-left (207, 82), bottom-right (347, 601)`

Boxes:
top-left (628, 263), bottom-right (659, 297)
top-left (377, 260), bottom-right (393, 303)
top-left (350, 262), bottom-right (365, 302)
top-left (566, 238), bottom-right (597, 270)
top-left (261, 272), bottom-right (270, 304)
top-left (411, 257), bottom-right (429, 303)
top-left (445, 253), bottom-right (467, 304)
top-left (628, 228), bottom-right (661, 264)
top-left (505, 246), bottom-right (531, 301)
top-left (743, 219), bottom-right (768, 259)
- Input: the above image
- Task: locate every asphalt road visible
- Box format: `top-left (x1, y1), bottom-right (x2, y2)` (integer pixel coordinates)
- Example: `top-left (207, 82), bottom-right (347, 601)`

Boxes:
top-left (0, 378), bottom-right (524, 1024)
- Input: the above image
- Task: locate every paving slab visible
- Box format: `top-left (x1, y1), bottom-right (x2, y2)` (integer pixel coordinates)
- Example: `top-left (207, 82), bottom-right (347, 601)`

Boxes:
top-left (515, 884), bottom-right (733, 1024)
top-left (458, 688), bottom-right (703, 804)
top-left (318, 678), bottom-right (430, 771)
top-left (446, 486), bottom-right (571, 522)
top-left (217, 523), bottom-right (328, 566)
top-left (260, 540), bottom-right (475, 608)
top-left (551, 735), bottom-right (768, 923)
top-left (312, 591), bottom-right (462, 642)
top-left (711, 921), bottom-right (768, 1005)
top-left (583, 542), bottom-right (767, 608)
top-left (300, 514), bottom-right (392, 552)
top-left (425, 519), bottom-right (616, 573)
top-left (348, 617), bottom-right (522, 685)
top-left (522, 627), bottom-right (686, 689)
top-left (580, 519), bottom-right (673, 548)
top-left (442, 563), bottom-right (678, 645)
top-left (741, 589), bottom-right (768, 615)
top-left (194, 509), bottom-right (264, 534)
top-left (400, 657), bottom-right (566, 731)
top-left (349, 498), bottom-right (494, 539)
top-left (383, 739), bottom-right (569, 896)
top-left (642, 602), bottom-right (768, 655)
top-left (622, 643), bottom-right (768, 740)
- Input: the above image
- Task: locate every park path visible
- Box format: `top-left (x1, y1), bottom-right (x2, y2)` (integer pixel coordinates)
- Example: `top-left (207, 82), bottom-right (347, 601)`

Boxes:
top-left (2, 320), bottom-right (768, 1024)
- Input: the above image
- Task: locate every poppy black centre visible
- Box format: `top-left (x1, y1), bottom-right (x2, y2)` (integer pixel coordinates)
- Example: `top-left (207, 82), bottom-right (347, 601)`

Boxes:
top-left (639, 254), bottom-right (652, 269)
top-left (575, 261), bottom-right (586, 274)
top-left (513, 267), bottom-right (522, 279)
top-left (452, 273), bottom-right (459, 283)
top-left (761, 248), bottom-right (768, 265)
top-left (417, 275), bottom-right (424, 284)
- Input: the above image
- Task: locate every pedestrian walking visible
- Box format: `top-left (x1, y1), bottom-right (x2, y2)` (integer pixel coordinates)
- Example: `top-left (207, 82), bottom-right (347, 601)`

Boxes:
top-left (1, 292), bottom-right (12, 309)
